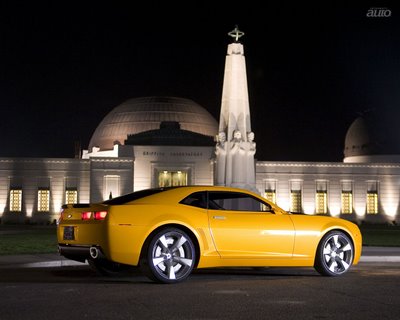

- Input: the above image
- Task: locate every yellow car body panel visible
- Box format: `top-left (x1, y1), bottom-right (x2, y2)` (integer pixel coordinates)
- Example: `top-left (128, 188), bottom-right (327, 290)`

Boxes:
top-left (288, 215), bottom-right (362, 264)
top-left (57, 204), bottom-right (109, 250)
top-left (208, 209), bottom-right (295, 259)
top-left (57, 185), bottom-right (362, 280)
top-left (105, 204), bottom-right (218, 265)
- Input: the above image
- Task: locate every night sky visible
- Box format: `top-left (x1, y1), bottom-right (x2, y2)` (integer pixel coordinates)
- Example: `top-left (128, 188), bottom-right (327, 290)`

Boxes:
top-left (1, 2), bottom-right (399, 162)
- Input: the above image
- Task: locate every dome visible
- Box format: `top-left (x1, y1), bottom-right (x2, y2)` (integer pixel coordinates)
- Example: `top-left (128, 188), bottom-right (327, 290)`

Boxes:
top-left (343, 111), bottom-right (400, 163)
top-left (344, 117), bottom-right (373, 158)
top-left (88, 96), bottom-right (218, 151)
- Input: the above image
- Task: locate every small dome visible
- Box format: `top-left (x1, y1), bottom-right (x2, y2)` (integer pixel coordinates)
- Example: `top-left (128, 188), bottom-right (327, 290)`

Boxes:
top-left (343, 111), bottom-right (400, 162)
top-left (88, 96), bottom-right (218, 151)
top-left (344, 117), bottom-right (374, 158)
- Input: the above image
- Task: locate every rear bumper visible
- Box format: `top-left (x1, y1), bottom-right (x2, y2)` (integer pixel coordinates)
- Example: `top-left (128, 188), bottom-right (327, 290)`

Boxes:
top-left (58, 244), bottom-right (105, 263)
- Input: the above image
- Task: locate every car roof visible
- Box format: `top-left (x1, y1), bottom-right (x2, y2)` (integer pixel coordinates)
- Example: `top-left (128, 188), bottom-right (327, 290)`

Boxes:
top-left (103, 185), bottom-right (262, 205)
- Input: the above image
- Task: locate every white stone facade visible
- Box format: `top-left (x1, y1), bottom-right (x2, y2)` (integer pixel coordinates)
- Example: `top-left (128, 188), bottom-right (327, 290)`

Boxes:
top-left (256, 161), bottom-right (400, 224)
top-left (1, 155), bottom-right (399, 224)
top-left (132, 145), bottom-right (215, 191)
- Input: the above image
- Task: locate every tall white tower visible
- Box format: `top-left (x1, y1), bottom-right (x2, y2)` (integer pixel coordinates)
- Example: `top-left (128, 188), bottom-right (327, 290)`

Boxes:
top-left (215, 26), bottom-right (257, 193)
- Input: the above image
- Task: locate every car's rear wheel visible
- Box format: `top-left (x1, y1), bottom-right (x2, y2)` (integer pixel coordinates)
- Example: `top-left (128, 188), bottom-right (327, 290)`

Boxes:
top-left (140, 227), bottom-right (196, 284)
top-left (314, 231), bottom-right (354, 276)
top-left (88, 259), bottom-right (133, 276)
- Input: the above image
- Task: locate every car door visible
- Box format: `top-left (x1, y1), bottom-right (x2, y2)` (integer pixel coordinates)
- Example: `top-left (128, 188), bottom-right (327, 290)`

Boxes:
top-left (207, 191), bottom-right (295, 259)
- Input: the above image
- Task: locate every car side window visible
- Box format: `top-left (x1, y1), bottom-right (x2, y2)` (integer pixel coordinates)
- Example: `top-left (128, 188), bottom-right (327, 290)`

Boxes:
top-left (180, 192), bottom-right (207, 209)
top-left (208, 191), bottom-right (272, 212)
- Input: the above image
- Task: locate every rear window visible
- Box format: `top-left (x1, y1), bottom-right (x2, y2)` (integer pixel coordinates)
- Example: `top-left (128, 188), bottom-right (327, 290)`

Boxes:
top-left (180, 192), bottom-right (207, 209)
top-left (103, 187), bottom-right (174, 205)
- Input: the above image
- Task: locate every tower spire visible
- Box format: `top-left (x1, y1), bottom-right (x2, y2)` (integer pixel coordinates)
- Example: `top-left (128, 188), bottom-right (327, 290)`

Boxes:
top-left (215, 26), bottom-right (257, 193)
top-left (228, 25), bottom-right (245, 42)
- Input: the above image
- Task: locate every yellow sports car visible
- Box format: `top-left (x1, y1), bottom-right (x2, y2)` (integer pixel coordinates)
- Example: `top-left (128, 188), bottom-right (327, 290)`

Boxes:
top-left (57, 185), bottom-right (362, 284)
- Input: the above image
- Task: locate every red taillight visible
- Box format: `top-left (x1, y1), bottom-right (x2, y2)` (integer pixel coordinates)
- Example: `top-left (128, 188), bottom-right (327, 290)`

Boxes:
top-left (81, 210), bottom-right (107, 220)
top-left (94, 211), bottom-right (108, 220)
top-left (81, 211), bottom-right (92, 220)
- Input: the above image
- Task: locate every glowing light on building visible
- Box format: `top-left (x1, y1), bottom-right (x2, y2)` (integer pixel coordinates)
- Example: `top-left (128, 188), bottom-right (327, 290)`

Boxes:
top-left (52, 196), bottom-right (63, 216)
top-left (277, 197), bottom-right (290, 212)
top-left (303, 203), bottom-right (315, 215)
top-left (381, 200), bottom-right (398, 219)
top-left (329, 203), bottom-right (341, 217)
top-left (26, 205), bottom-right (33, 217)
top-left (379, 180), bottom-right (400, 219)
top-left (103, 175), bottom-right (120, 200)
top-left (354, 204), bottom-right (366, 219)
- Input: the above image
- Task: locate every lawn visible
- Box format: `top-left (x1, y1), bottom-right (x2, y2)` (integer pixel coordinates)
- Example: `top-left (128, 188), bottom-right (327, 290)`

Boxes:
top-left (0, 225), bottom-right (58, 255)
top-left (0, 223), bottom-right (399, 256)
top-left (359, 223), bottom-right (400, 247)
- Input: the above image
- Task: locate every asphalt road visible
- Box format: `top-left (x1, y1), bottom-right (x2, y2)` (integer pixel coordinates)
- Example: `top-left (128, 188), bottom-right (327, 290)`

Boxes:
top-left (0, 260), bottom-right (399, 320)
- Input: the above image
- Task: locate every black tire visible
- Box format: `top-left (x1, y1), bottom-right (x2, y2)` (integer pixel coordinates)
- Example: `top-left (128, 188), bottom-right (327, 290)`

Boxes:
top-left (88, 259), bottom-right (134, 277)
top-left (140, 227), bottom-right (196, 284)
top-left (314, 231), bottom-right (354, 276)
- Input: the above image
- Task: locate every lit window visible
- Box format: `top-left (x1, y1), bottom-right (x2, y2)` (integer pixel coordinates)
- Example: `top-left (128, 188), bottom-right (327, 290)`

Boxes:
top-left (341, 191), bottom-right (353, 214)
top-left (316, 191), bottom-right (327, 214)
top-left (65, 189), bottom-right (78, 204)
top-left (10, 189), bottom-right (22, 212)
top-left (290, 190), bottom-right (302, 213)
top-left (158, 171), bottom-right (187, 187)
top-left (38, 189), bottom-right (50, 212)
top-left (366, 181), bottom-right (378, 215)
top-left (367, 192), bottom-right (378, 214)
top-left (264, 189), bottom-right (276, 204)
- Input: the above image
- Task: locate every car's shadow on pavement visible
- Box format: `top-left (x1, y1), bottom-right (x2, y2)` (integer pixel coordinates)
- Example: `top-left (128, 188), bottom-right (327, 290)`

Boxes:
top-left (0, 265), bottom-right (321, 285)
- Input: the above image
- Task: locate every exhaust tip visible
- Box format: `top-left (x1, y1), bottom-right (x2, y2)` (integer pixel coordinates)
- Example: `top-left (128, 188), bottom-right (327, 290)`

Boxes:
top-left (89, 246), bottom-right (99, 259)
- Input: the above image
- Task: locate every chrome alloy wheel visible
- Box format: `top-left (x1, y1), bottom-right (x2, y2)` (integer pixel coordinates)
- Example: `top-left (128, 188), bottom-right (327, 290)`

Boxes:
top-left (144, 228), bottom-right (196, 283)
top-left (315, 231), bottom-right (354, 276)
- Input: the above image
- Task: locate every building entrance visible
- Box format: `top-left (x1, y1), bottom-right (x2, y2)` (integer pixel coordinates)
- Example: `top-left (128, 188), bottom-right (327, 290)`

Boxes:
top-left (158, 171), bottom-right (187, 187)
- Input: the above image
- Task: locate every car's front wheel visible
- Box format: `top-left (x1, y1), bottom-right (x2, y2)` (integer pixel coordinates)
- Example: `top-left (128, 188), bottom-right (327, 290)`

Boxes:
top-left (314, 231), bottom-right (354, 276)
top-left (140, 227), bottom-right (196, 284)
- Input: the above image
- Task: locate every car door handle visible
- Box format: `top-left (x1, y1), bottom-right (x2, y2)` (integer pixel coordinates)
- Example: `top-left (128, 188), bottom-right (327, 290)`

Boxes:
top-left (213, 216), bottom-right (226, 220)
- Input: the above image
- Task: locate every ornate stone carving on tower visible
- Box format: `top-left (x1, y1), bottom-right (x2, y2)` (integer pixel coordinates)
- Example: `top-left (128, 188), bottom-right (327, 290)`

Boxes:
top-left (215, 26), bottom-right (257, 193)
